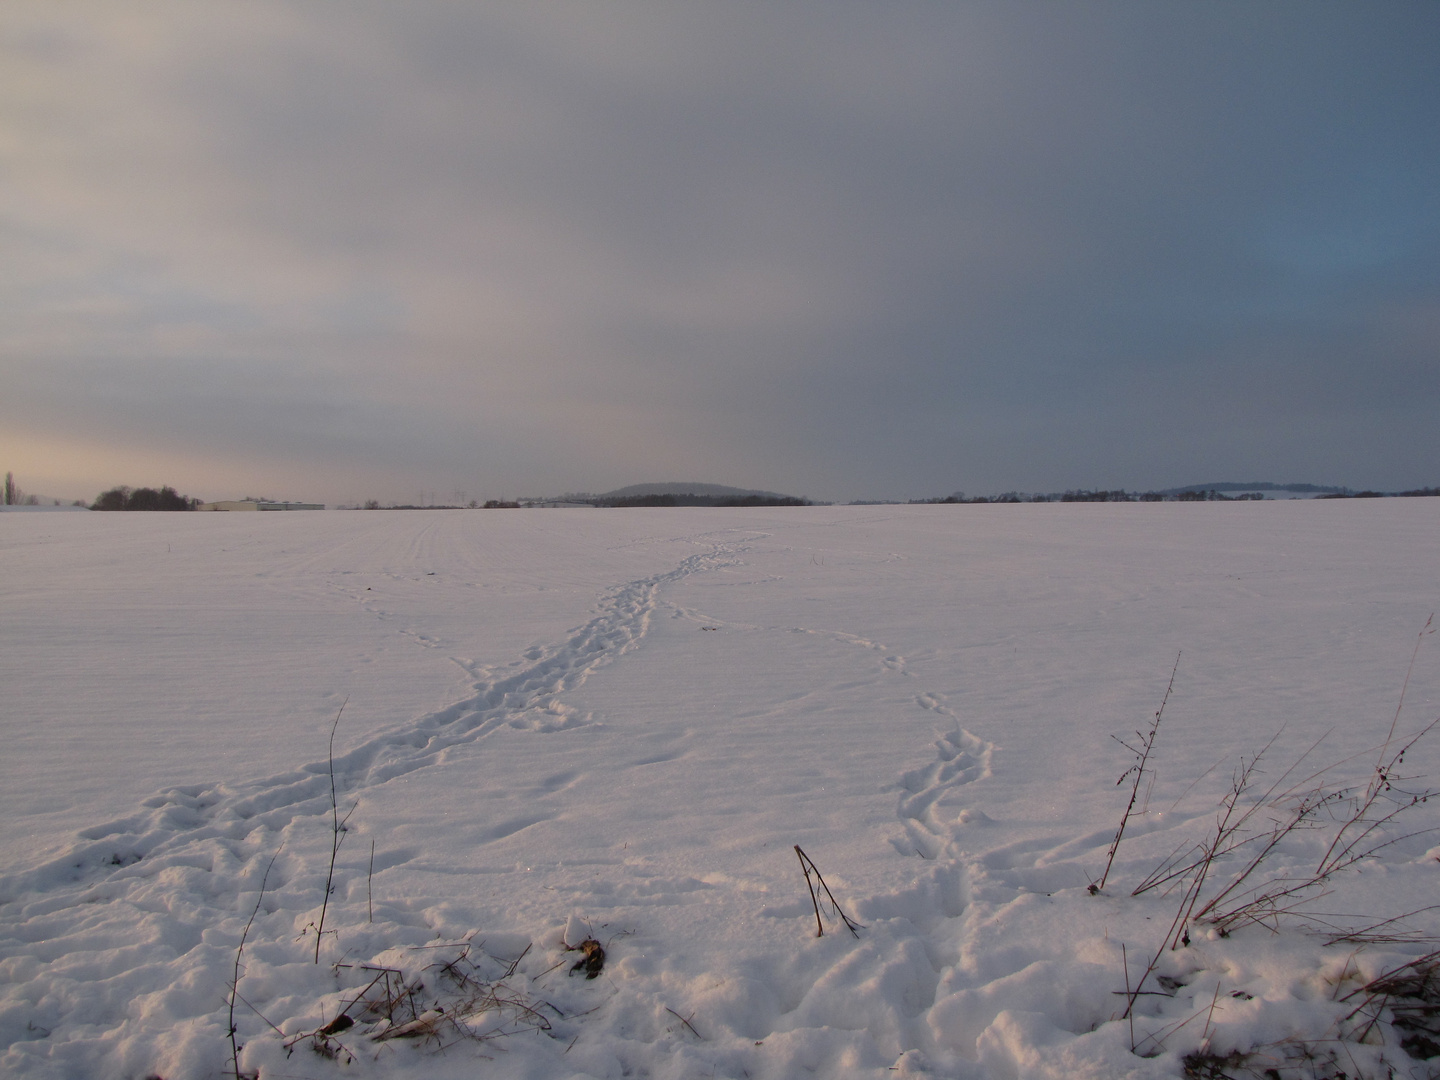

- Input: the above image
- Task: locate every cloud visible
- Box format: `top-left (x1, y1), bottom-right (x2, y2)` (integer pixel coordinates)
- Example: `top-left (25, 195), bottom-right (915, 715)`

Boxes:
top-left (2, 1), bottom-right (1437, 502)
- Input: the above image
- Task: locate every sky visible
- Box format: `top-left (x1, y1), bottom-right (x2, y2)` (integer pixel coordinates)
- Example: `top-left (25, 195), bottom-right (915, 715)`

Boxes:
top-left (2, 2), bottom-right (1438, 506)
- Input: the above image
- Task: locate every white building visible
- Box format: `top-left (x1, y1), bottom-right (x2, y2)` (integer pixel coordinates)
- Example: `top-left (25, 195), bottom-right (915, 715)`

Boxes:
top-left (198, 500), bottom-right (324, 511)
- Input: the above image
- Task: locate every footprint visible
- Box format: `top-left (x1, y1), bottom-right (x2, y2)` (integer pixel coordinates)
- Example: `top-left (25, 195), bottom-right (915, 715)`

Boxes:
top-left (536, 770), bottom-right (581, 793)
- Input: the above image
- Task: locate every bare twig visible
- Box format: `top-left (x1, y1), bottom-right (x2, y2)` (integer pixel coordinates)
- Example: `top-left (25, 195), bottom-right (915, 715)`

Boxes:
top-left (1133, 996), bottom-right (1220, 1058)
top-left (1123, 943), bottom-right (1135, 1051)
top-left (794, 845), bottom-right (862, 938)
top-left (1313, 716), bottom-right (1440, 881)
top-left (797, 845), bottom-right (824, 937)
top-left (501, 942), bottom-right (531, 980)
top-left (335, 963), bottom-right (401, 1020)
top-left (1132, 727), bottom-right (1305, 900)
top-left (1199, 978), bottom-right (1222, 1052)
top-left (1093, 654), bottom-right (1179, 895)
top-left (1379, 613), bottom-right (1434, 766)
top-left (1126, 748), bottom-right (1281, 1019)
top-left (666, 1006), bottom-right (702, 1039)
top-left (229, 848), bottom-right (281, 1080)
top-left (315, 698), bottom-right (350, 963)
top-left (232, 990), bottom-right (285, 1038)
top-left (1318, 904), bottom-right (1440, 946)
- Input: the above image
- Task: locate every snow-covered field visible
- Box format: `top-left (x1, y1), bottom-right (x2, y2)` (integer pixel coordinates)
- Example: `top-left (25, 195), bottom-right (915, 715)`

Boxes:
top-left (2, 503), bottom-right (1439, 1079)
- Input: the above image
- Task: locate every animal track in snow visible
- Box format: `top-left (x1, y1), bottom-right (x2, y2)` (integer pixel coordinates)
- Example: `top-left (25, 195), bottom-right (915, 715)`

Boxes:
top-left (894, 694), bottom-right (995, 863)
top-left (0, 539), bottom-right (740, 958)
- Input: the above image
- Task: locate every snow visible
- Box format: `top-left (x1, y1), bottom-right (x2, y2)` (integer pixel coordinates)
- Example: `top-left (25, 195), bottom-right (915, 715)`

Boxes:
top-left (2, 502), bottom-right (1438, 1079)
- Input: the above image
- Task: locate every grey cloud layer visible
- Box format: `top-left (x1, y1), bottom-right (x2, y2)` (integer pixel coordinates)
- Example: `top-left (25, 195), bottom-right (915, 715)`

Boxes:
top-left (2, 2), bottom-right (1437, 502)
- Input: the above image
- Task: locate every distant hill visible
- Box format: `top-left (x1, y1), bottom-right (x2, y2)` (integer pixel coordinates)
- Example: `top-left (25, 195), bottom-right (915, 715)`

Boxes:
top-left (1157, 482), bottom-right (1346, 496)
top-left (597, 482), bottom-right (791, 500)
top-left (913, 481), bottom-right (1373, 504)
top-left (590, 482), bottom-right (809, 507)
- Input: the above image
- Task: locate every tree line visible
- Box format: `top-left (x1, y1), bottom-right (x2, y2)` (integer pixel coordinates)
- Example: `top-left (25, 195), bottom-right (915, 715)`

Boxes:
top-left (90, 485), bottom-right (201, 511)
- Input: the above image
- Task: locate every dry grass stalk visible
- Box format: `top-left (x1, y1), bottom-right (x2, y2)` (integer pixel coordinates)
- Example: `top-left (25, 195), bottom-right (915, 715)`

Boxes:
top-left (794, 845), bottom-right (862, 938)
top-left (1093, 653), bottom-right (1180, 895)
top-left (314, 700), bottom-right (355, 963)
top-left (228, 849), bottom-right (280, 1080)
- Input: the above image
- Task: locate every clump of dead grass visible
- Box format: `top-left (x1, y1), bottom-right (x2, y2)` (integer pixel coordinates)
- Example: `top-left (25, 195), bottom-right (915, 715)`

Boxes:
top-left (278, 940), bottom-right (557, 1065)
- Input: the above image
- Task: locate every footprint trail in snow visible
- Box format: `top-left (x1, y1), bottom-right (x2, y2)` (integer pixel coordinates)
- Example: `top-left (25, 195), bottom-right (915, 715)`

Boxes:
top-left (0, 539), bottom-right (748, 1076)
top-left (896, 693), bottom-right (995, 861)
top-left (2, 541), bottom-right (739, 899)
